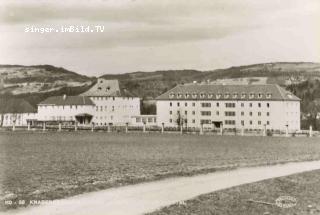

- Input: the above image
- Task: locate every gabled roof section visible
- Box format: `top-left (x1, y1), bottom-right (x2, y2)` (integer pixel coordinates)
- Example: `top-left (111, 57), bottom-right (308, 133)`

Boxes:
top-left (0, 98), bottom-right (37, 113)
top-left (80, 79), bottom-right (121, 96)
top-left (39, 95), bottom-right (94, 106)
top-left (156, 84), bottom-right (300, 101)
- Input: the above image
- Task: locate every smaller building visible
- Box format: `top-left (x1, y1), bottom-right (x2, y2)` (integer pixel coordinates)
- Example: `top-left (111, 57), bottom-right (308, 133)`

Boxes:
top-left (37, 95), bottom-right (95, 126)
top-left (0, 98), bottom-right (37, 127)
top-left (131, 115), bottom-right (157, 126)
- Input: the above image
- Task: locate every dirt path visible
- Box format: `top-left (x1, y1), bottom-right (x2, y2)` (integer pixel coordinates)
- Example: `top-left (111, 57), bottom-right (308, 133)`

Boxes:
top-left (6, 160), bottom-right (320, 215)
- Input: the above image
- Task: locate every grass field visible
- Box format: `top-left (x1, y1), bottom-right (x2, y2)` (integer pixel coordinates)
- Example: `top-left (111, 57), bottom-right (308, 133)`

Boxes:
top-left (1, 132), bottom-right (320, 210)
top-left (148, 169), bottom-right (320, 215)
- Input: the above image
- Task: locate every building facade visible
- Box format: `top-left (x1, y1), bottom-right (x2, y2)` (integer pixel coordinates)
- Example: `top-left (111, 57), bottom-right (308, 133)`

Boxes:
top-left (81, 78), bottom-right (140, 126)
top-left (156, 84), bottom-right (300, 132)
top-left (0, 98), bottom-right (37, 127)
top-left (37, 95), bottom-right (95, 125)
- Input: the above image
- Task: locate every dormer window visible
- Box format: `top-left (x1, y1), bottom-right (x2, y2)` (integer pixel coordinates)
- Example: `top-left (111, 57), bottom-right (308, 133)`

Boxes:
top-left (224, 93), bottom-right (230, 98)
top-left (249, 93), bottom-right (255, 99)
top-left (185, 93), bottom-right (190, 98)
top-left (241, 93), bottom-right (246, 98)
top-left (258, 93), bottom-right (263, 98)
top-left (169, 93), bottom-right (175, 98)
top-left (287, 94), bottom-right (293, 99)
top-left (216, 93), bottom-right (221, 99)
top-left (177, 93), bottom-right (182, 98)
top-left (266, 93), bottom-right (272, 99)
top-left (200, 93), bottom-right (205, 99)
top-left (208, 93), bottom-right (214, 98)
top-left (192, 93), bottom-right (197, 98)
top-left (233, 93), bottom-right (238, 99)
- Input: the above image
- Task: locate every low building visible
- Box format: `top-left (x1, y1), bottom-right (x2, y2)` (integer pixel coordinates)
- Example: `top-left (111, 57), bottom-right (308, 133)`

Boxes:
top-left (0, 98), bottom-right (37, 127)
top-left (156, 84), bottom-right (300, 132)
top-left (37, 95), bottom-right (95, 126)
top-left (131, 115), bottom-right (157, 126)
top-left (81, 78), bottom-right (140, 126)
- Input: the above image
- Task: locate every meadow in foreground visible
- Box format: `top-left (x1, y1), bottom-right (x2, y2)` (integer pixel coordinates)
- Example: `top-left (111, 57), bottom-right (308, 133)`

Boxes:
top-left (1, 132), bottom-right (320, 210)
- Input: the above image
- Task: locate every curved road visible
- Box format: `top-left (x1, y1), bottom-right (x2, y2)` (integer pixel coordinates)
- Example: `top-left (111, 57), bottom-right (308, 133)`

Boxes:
top-left (6, 160), bottom-right (320, 215)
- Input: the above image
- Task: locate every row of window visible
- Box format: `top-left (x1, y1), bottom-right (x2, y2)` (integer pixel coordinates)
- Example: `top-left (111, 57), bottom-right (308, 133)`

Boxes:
top-left (91, 97), bottom-right (136, 100)
top-left (170, 102), bottom-right (270, 108)
top-left (168, 118), bottom-right (271, 126)
top-left (169, 92), bottom-right (273, 99)
top-left (170, 110), bottom-right (270, 117)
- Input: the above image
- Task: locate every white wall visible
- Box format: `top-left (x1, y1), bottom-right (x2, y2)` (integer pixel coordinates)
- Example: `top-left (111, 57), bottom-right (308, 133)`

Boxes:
top-left (90, 96), bottom-right (140, 126)
top-left (157, 100), bottom-right (300, 131)
top-left (1, 113), bottom-right (37, 127)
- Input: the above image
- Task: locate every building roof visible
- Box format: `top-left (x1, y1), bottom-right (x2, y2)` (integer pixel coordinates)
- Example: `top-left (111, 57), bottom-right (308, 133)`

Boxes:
top-left (156, 84), bottom-right (300, 101)
top-left (39, 95), bottom-right (94, 106)
top-left (80, 79), bottom-right (121, 97)
top-left (0, 98), bottom-right (37, 113)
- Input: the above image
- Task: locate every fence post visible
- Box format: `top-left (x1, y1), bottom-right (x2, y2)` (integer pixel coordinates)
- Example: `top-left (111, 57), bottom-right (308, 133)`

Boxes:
top-left (91, 123), bottom-right (94, 132)
top-left (108, 123), bottom-right (112, 133)
top-left (125, 123), bottom-right (128, 133)
top-left (12, 123), bottom-right (16, 131)
top-left (180, 125), bottom-right (183, 135)
top-left (143, 122), bottom-right (146, 133)
top-left (220, 124), bottom-right (223, 135)
top-left (285, 125), bottom-right (289, 137)
top-left (263, 124), bottom-right (266, 136)
top-left (27, 121), bottom-right (31, 131)
top-left (75, 122), bottom-right (78, 131)
top-left (161, 123), bottom-right (164, 134)
top-left (200, 123), bottom-right (204, 135)
top-left (43, 121), bottom-right (46, 132)
top-left (58, 122), bottom-right (62, 132)
top-left (241, 126), bottom-right (244, 136)
top-left (309, 125), bottom-right (313, 137)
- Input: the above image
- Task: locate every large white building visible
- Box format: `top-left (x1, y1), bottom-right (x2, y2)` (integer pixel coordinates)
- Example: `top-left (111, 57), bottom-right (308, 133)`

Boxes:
top-left (37, 95), bottom-right (95, 125)
top-left (156, 84), bottom-right (300, 132)
top-left (81, 78), bottom-right (140, 126)
top-left (0, 98), bottom-right (37, 127)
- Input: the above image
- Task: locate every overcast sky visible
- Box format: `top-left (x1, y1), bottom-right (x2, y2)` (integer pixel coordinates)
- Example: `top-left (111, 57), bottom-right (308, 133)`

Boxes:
top-left (0, 0), bottom-right (319, 76)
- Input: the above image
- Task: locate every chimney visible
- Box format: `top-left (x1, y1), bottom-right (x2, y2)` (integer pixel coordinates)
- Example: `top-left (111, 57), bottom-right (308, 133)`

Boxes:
top-left (63, 94), bottom-right (67, 100)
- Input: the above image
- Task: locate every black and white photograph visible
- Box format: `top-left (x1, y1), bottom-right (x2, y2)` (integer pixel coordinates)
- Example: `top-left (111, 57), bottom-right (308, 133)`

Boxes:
top-left (0, 0), bottom-right (320, 214)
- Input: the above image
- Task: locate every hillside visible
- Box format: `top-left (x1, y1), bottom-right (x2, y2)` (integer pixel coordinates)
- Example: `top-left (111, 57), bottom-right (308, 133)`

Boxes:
top-left (101, 62), bottom-right (320, 98)
top-left (0, 65), bottom-right (95, 107)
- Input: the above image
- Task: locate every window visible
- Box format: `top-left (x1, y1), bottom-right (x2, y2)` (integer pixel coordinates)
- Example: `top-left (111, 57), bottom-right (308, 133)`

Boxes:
top-left (241, 111), bottom-right (244, 116)
top-left (201, 111), bottom-right (211, 116)
top-left (216, 111), bottom-right (219, 116)
top-left (225, 103), bottom-right (236, 108)
top-left (216, 94), bottom-right (221, 99)
top-left (192, 93), bottom-right (197, 98)
top-left (267, 121), bottom-right (270, 125)
top-left (267, 103), bottom-right (270, 108)
top-left (192, 111), bottom-right (195, 115)
top-left (249, 103), bottom-right (252, 107)
top-left (241, 93), bottom-right (246, 98)
top-left (148, 118), bottom-right (153, 123)
top-left (233, 93), bottom-right (238, 98)
top-left (177, 93), bottom-right (182, 98)
top-left (216, 102), bottom-right (220, 107)
top-left (267, 112), bottom-right (270, 116)
top-left (201, 103), bottom-right (211, 108)
top-left (112, 106), bottom-right (114, 111)
top-left (170, 119), bottom-right (173, 123)
top-left (185, 102), bottom-right (188, 107)
top-left (241, 103), bottom-right (244, 107)
top-left (201, 119), bottom-right (211, 124)
top-left (266, 93), bottom-right (272, 99)
top-left (225, 120), bottom-right (235, 125)
top-left (185, 93), bottom-right (190, 98)
top-left (184, 119), bottom-right (188, 124)
top-left (250, 120), bottom-right (252, 125)
top-left (241, 120), bottom-right (244, 126)
top-left (200, 93), bottom-right (205, 98)
top-left (177, 102), bottom-right (180, 107)
top-left (224, 93), bottom-right (230, 98)
top-left (177, 110), bottom-right (180, 114)
top-left (258, 93), bottom-right (263, 98)
top-left (136, 117), bottom-right (141, 123)
top-left (96, 106), bottom-right (99, 111)
top-left (192, 119), bottom-right (195, 123)
top-left (258, 103), bottom-right (261, 108)
top-left (225, 111), bottom-right (236, 116)
top-left (208, 93), bottom-right (214, 98)
top-left (249, 112), bottom-right (252, 116)
top-left (258, 112), bottom-right (261, 116)
top-left (170, 102), bottom-right (172, 107)
top-left (100, 106), bottom-right (103, 111)
top-left (258, 121), bottom-right (261, 125)
top-left (185, 111), bottom-right (188, 115)
top-left (249, 93), bottom-right (254, 99)
top-left (192, 102), bottom-right (195, 107)
top-left (169, 93), bottom-right (175, 98)
top-left (169, 111), bottom-right (172, 115)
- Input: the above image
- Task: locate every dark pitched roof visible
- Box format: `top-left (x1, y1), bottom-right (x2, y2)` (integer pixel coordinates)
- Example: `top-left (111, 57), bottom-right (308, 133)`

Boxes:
top-left (156, 84), bottom-right (300, 101)
top-left (81, 79), bottom-right (121, 96)
top-left (39, 95), bottom-right (94, 106)
top-left (0, 98), bottom-right (37, 113)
